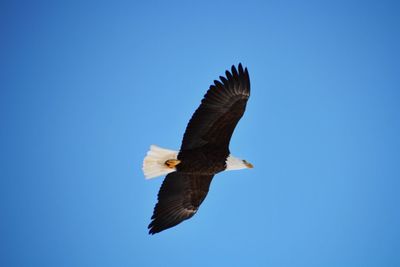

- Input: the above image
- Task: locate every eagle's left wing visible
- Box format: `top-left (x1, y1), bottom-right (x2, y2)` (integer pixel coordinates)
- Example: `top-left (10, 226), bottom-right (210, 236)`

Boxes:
top-left (148, 172), bottom-right (214, 234)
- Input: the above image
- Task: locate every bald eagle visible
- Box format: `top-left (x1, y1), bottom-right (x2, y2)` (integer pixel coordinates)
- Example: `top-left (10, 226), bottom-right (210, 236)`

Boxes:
top-left (143, 63), bottom-right (253, 234)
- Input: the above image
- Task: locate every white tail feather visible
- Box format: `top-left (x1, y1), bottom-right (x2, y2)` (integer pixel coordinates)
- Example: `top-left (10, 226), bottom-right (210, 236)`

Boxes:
top-left (142, 145), bottom-right (179, 179)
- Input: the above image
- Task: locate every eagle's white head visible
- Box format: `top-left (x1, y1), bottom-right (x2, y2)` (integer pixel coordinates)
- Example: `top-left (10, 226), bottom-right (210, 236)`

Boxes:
top-left (225, 155), bottom-right (253, 171)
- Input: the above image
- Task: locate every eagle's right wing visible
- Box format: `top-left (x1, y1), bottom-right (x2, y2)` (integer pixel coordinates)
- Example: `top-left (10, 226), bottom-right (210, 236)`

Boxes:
top-left (180, 64), bottom-right (250, 152)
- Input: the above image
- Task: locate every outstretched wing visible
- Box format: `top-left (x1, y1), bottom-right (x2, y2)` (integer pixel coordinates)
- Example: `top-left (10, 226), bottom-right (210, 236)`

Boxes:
top-left (148, 172), bottom-right (214, 235)
top-left (180, 63), bottom-right (250, 151)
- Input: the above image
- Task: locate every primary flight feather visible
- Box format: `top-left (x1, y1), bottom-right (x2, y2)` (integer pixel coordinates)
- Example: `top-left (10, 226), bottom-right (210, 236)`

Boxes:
top-left (143, 63), bottom-right (252, 234)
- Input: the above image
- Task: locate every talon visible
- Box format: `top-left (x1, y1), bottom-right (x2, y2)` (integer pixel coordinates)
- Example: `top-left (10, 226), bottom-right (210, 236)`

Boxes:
top-left (164, 159), bottom-right (181, 168)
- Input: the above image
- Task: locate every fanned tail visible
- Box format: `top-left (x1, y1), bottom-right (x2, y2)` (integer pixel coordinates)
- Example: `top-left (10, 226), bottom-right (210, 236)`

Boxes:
top-left (142, 145), bottom-right (179, 179)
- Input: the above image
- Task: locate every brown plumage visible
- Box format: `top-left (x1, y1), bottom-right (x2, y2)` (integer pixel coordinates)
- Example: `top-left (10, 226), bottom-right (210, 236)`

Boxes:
top-left (148, 173), bottom-right (213, 234)
top-left (147, 64), bottom-right (251, 234)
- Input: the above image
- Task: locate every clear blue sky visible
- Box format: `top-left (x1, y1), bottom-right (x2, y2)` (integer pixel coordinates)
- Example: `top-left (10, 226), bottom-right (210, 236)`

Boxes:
top-left (1, 1), bottom-right (399, 266)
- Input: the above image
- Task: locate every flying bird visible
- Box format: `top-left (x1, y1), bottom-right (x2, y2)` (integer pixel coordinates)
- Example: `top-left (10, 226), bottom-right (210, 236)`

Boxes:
top-left (143, 63), bottom-right (253, 234)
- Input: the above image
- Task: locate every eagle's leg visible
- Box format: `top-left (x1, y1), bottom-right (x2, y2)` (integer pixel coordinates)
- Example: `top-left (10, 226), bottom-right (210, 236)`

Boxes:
top-left (164, 159), bottom-right (181, 168)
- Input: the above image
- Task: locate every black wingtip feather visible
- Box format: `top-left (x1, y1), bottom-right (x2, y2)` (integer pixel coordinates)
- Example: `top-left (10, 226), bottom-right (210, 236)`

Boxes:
top-left (231, 65), bottom-right (239, 80)
top-left (238, 63), bottom-right (243, 72)
top-left (225, 70), bottom-right (233, 80)
top-left (219, 76), bottom-right (228, 86)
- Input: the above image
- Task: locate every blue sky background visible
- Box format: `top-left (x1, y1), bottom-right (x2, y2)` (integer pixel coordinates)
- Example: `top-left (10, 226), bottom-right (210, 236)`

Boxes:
top-left (1, 0), bottom-right (399, 266)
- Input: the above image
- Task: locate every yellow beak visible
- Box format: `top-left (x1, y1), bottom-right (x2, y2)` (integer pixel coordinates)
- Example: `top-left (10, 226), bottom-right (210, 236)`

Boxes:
top-left (245, 162), bottom-right (254, 169)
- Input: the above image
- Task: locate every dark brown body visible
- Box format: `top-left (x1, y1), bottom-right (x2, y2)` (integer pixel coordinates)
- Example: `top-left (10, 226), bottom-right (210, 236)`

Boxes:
top-left (148, 64), bottom-right (251, 234)
top-left (177, 145), bottom-right (229, 175)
